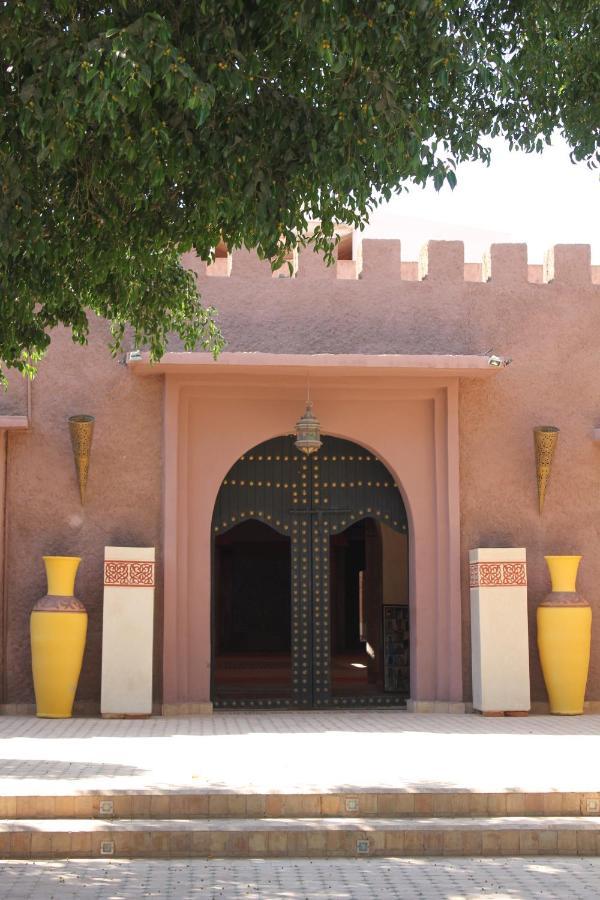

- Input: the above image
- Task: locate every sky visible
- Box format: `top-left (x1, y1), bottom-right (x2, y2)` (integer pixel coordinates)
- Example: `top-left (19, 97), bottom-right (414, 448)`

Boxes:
top-left (363, 135), bottom-right (599, 264)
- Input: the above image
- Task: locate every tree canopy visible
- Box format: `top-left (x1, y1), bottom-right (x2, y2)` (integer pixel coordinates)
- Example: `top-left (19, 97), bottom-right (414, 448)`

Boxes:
top-left (1, 1), bottom-right (598, 377)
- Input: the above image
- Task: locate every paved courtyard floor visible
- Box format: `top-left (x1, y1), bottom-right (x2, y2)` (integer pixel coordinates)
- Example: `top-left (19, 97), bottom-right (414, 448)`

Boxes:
top-left (0, 711), bottom-right (598, 795)
top-left (1, 713), bottom-right (599, 896)
top-left (0, 856), bottom-right (599, 898)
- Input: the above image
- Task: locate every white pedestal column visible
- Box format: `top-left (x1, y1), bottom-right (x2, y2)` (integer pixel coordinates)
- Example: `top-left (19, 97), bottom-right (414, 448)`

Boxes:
top-left (101, 547), bottom-right (155, 716)
top-left (469, 548), bottom-right (530, 715)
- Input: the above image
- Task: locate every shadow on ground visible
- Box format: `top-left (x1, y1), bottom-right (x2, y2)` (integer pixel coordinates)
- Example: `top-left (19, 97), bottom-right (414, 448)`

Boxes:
top-left (0, 759), bottom-right (148, 779)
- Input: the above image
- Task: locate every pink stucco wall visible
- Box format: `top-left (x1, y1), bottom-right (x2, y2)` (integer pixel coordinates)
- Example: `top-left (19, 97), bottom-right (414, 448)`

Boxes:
top-left (0, 322), bottom-right (163, 709)
top-left (1, 239), bottom-right (599, 710)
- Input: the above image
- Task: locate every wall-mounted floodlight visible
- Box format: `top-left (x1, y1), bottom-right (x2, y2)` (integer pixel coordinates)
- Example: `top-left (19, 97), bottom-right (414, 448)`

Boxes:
top-left (488, 354), bottom-right (512, 368)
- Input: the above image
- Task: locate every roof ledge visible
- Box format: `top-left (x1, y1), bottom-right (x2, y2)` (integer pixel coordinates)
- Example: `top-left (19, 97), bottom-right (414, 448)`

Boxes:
top-left (128, 351), bottom-right (509, 378)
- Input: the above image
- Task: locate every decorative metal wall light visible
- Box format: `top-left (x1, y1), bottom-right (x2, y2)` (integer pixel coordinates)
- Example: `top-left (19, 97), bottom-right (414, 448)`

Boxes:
top-left (68, 415), bottom-right (95, 504)
top-left (294, 399), bottom-right (322, 455)
top-left (534, 425), bottom-right (559, 513)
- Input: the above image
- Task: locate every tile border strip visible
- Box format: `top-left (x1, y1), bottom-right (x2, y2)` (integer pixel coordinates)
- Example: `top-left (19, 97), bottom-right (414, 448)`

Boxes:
top-left (104, 560), bottom-right (156, 588)
top-left (469, 561), bottom-right (527, 589)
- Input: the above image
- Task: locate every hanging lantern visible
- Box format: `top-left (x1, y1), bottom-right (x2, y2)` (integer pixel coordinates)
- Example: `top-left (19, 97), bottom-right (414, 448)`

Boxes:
top-left (294, 400), bottom-right (322, 455)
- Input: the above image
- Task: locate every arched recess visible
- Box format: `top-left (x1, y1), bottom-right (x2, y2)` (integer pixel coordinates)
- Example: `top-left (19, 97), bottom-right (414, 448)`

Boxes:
top-left (210, 434), bottom-right (409, 708)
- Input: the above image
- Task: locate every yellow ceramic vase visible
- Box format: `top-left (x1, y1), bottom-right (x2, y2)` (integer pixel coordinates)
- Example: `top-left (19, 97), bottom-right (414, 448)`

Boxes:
top-left (537, 555), bottom-right (591, 715)
top-left (30, 556), bottom-right (88, 718)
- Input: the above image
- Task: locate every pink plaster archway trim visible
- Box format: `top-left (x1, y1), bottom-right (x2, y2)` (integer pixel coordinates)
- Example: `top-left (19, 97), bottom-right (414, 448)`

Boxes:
top-left (162, 370), bottom-right (463, 711)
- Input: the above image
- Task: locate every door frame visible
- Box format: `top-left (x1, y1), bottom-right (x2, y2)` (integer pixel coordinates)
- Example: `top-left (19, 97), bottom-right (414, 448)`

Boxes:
top-left (160, 363), bottom-right (464, 714)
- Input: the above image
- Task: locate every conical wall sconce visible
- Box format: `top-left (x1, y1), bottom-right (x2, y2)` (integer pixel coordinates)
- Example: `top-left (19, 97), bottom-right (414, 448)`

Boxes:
top-left (68, 415), bottom-right (95, 504)
top-left (534, 425), bottom-right (559, 513)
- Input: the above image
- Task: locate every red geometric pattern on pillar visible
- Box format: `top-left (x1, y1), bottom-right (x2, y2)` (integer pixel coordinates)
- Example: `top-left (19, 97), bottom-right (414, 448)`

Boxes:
top-left (469, 561), bottom-right (527, 588)
top-left (104, 560), bottom-right (155, 587)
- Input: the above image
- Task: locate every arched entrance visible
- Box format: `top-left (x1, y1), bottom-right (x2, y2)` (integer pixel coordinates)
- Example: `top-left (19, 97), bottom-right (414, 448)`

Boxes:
top-left (212, 435), bottom-right (409, 709)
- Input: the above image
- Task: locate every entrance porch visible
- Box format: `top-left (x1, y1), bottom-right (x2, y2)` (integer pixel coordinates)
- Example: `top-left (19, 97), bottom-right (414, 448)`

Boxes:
top-left (131, 351), bottom-right (497, 714)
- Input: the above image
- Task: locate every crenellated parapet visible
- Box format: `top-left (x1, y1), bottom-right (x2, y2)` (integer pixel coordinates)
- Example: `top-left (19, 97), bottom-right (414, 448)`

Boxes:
top-left (182, 239), bottom-right (600, 286)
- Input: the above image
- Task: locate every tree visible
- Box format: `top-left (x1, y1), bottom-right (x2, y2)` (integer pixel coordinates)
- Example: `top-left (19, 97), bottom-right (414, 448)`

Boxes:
top-left (1, 1), bottom-right (598, 377)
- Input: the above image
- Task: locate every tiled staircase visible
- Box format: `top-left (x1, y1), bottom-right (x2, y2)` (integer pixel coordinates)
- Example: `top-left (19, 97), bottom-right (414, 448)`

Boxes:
top-left (1, 790), bottom-right (600, 858)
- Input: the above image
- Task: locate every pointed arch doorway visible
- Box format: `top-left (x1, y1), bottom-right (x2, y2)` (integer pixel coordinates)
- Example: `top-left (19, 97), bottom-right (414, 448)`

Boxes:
top-left (212, 435), bottom-right (409, 709)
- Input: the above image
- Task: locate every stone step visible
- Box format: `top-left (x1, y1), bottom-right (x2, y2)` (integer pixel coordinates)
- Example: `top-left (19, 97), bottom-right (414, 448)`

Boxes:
top-left (2, 790), bottom-right (599, 820)
top-left (1, 816), bottom-right (600, 859)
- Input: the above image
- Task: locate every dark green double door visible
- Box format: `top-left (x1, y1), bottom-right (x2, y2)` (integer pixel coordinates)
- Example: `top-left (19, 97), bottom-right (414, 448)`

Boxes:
top-left (212, 435), bottom-right (409, 709)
